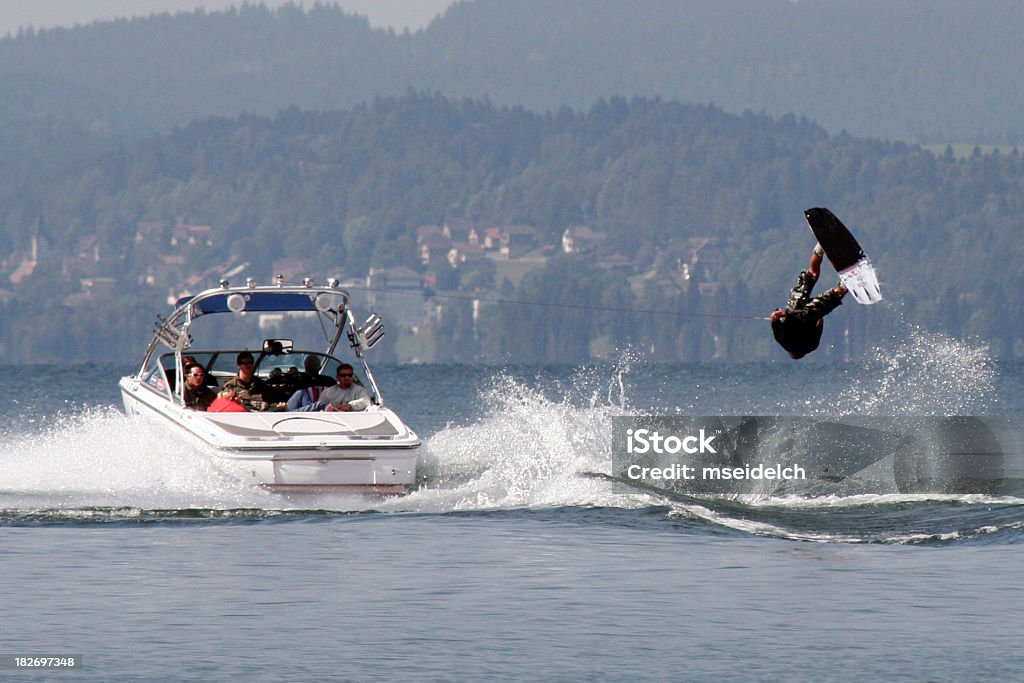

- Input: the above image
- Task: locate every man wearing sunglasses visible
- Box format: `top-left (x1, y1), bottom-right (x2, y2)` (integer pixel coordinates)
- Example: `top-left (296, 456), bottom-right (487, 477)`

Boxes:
top-left (182, 362), bottom-right (216, 411)
top-left (285, 355), bottom-right (338, 412)
top-left (223, 351), bottom-right (271, 411)
top-left (319, 363), bottom-right (371, 412)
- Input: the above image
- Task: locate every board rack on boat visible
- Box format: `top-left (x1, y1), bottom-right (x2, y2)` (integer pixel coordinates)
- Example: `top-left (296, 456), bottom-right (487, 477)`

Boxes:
top-left (119, 277), bottom-right (420, 493)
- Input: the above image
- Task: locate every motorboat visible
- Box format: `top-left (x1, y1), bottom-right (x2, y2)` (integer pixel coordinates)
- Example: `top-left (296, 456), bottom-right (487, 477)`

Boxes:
top-left (119, 277), bottom-right (420, 493)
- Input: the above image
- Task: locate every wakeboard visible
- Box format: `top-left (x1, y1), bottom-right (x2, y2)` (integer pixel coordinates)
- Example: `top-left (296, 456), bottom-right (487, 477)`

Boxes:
top-left (804, 207), bottom-right (883, 304)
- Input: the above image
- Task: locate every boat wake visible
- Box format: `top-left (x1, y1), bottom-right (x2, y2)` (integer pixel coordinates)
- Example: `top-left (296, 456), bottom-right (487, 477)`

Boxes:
top-left (0, 407), bottom-right (279, 516)
top-left (371, 334), bottom-right (1023, 544)
top-left (403, 363), bottom-right (638, 511)
top-left (2, 333), bottom-right (1023, 544)
top-left (660, 492), bottom-right (1024, 545)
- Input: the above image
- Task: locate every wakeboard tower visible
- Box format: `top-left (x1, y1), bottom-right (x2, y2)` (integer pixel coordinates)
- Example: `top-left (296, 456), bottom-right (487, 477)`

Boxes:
top-left (804, 207), bottom-right (883, 304)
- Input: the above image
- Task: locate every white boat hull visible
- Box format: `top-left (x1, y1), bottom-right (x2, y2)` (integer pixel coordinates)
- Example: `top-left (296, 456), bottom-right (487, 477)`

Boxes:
top-left (120, 377), bottom-right (420, 493)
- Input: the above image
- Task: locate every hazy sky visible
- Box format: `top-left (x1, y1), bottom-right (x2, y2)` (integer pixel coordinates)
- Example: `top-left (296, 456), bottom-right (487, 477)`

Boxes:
top-left (0, 0), bottom-right (460, 36)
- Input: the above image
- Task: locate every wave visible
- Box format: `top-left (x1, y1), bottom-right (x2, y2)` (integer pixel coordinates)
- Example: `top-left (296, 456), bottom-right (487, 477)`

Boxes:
top-left (662, 493), bottom-right (1024, 545)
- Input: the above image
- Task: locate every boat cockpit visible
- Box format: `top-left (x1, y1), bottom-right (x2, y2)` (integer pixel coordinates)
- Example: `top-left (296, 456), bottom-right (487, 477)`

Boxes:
top-left (142, 338), bottom-right (374, 407)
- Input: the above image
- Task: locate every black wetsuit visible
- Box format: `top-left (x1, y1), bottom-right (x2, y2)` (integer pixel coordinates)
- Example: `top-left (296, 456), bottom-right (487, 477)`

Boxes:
top-left (772, 270), bottom-right (844, 358)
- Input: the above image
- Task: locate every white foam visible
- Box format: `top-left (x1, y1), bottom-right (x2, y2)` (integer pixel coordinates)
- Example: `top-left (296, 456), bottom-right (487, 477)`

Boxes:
top-left (835, 326), bottom-right (996, 416)
top-left (390, 362), bottom-right (652, 513)
top-left (0, 406), bottom-right (275, 511)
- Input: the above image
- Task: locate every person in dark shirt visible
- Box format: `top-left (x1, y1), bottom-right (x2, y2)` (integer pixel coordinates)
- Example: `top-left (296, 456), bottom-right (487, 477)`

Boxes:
top-left (223, 351), bottom-right (271, 410)
top-left (182, 362), bottom-right (216, 410)
top-left (770, 244), bottom-right (847, 359)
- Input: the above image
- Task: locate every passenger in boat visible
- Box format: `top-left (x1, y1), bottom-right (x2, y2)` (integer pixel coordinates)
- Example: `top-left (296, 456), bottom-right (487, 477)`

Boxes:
top-left (223, 351), bottom-right (272, 410)
top-left (286, 383), bottom-right (326, 412)
top-left (770, 245), bottom-right (847, 359)
top-left (285, 356), bottom-right (337, 411)
top-left (208, 387), bottom-right (247, 413)
top-left (320, 363), bottom-right (371, 412)
top-left (182, 362), bottom-right (216, 411)
top-left (263, 367), bottom-right (293, 404)
top-left (298, 355), bottom-right (336, 388)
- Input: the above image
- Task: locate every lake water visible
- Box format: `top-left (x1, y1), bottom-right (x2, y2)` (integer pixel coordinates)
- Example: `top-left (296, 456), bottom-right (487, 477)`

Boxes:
top-left (2, 331), bottom-right (1023, 681)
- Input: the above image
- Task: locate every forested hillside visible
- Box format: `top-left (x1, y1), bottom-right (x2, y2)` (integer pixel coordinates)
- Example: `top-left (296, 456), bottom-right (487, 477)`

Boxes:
top-left (1, 1), bottom-right (1023, 143)
top-left (2, 94), bottom-right (1022, 363)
